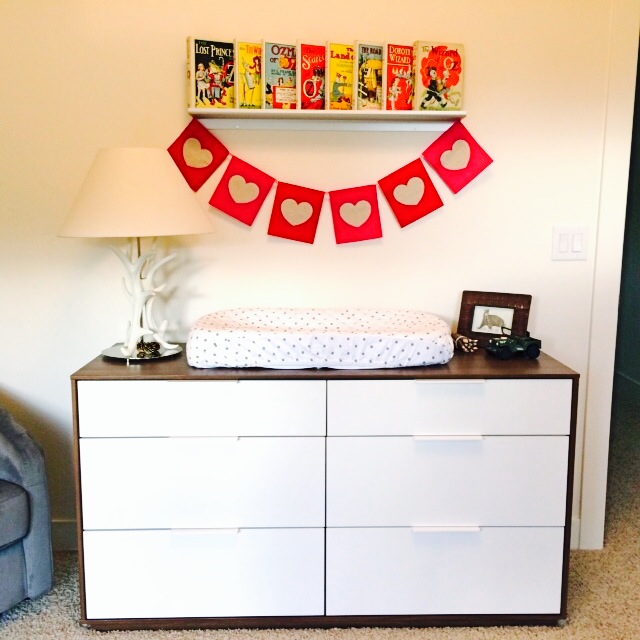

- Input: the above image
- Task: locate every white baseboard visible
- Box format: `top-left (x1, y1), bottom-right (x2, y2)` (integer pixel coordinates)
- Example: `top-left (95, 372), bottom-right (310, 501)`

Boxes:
top-left (52, 518), bottom-right (77, 551)
top-left (571, 516), bottom-right (581, 549)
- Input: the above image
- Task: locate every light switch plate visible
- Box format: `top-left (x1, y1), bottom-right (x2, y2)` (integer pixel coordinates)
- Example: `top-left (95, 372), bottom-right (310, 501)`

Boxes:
top-left (552, 225), bottom-right (588, 261)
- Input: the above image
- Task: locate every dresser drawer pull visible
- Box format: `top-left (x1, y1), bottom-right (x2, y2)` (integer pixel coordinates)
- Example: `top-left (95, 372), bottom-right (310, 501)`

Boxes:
top-left (412, 435), bottom-right (484, 442)
top-left (413, 379), bottom-right (486, 385)
top-left (167, 436), bottom-right (242, 440)
top-left (411, 526), bottom-right (481, 533)
top-left (170, 528), bottom-right (240, 534)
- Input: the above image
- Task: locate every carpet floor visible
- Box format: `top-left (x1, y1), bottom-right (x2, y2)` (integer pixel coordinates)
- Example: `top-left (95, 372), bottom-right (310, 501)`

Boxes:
top-left (1, 377), bottom-right (638, 640)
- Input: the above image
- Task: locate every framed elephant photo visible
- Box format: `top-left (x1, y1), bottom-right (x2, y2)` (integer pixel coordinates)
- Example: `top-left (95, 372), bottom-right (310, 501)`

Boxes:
top-left (457, 290), bottom-right (532, 346)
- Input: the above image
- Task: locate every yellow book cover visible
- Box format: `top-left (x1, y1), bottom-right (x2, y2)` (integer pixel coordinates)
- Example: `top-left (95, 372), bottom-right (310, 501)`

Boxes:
top-left (355, 42), bottom-right (383, 110)
top-left (237, 41), bottom-right (263, 108)
top-left (326, 42), bottom-right (355, 110)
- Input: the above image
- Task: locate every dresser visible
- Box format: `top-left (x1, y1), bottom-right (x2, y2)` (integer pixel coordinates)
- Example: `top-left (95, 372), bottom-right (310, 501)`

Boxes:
top-left (70, 350), bottom-right (578, 630)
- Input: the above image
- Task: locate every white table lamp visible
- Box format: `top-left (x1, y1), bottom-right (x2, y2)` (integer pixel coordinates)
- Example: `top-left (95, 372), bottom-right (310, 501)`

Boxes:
top-left (59, 147), bottom-right (214, 361)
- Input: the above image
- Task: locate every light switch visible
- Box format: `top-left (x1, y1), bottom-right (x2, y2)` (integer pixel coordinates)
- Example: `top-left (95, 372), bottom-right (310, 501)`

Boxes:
top-left (559, 233), bottom-right (570, 253)
top-left (572, 233), bottom-right (583, 253)
top-left (552, 226), bottom-right (588, 261)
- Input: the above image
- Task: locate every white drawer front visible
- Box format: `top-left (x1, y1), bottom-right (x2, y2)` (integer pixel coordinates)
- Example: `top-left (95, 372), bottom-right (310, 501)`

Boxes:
top-left (328, 379), bottom-right (572, 436)
top-left (327, 436), bottom-right (568, 527)
top-left (80, 437), bottom-right (325, 529)
top-left (326, 527), bottom-right (565, 615)
top-left (78, 380), bottom-right (326, 437)
top-left (83, 528), bottom-right (325, 619)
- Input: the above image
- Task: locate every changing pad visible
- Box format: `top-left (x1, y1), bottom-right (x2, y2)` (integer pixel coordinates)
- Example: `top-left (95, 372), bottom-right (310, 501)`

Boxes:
top-left (187, 308), bottom-right (454, 369)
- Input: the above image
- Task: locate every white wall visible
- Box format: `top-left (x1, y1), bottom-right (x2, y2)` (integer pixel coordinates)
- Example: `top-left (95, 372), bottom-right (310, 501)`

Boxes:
top-left (0, 0), bottom-right (637, 550)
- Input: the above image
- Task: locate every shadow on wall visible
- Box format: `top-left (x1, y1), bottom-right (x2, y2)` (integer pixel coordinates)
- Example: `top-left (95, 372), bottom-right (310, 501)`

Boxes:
top-left (0, 388), bottom-right (64, 493)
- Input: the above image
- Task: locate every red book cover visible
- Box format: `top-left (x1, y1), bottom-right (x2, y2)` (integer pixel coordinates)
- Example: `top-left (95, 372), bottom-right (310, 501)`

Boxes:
top-left (297, 42), bottom-right (325, 109)
top-left (384, 43), bottom-right (413, 111)
top-left (413, 41), bottom-right (464, 110)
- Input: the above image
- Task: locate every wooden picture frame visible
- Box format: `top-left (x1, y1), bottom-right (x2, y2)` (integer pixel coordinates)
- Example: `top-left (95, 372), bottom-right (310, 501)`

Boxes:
top-left (457, 291), bottom-right (532, 346)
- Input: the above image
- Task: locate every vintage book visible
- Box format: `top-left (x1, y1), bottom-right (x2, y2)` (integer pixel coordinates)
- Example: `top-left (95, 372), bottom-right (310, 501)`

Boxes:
top-left (383, 43), bottom-right (413, 111)
top-left (297, 42), bottom-right (326, 109)
top-left (326, 42), bottom-right (355, 110)
top-left (263, 41), bottom-right (297, 109)
top-left (413, 41), bottom-right (464, 110)
top-left (354, 41), bottom-right (383, 110)
top-left (236, 41), bottom-right (263, 109)
top-left (186, 37), bottom-right (235, 109)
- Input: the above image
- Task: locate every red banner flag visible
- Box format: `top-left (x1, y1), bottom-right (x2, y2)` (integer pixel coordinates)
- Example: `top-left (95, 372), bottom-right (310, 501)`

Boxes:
top-left (209, 156), bottom-right (275, 225)
top-left (268, 183), bottom-right (325, 244)
top-left (422, 121), bottom-right (493, 194)
top-left (328, 185), bottom-right (382, 244)
top-left (378, 158), bottom-right (443, 227)
top-left (167, 118), bottom-right (229, 191)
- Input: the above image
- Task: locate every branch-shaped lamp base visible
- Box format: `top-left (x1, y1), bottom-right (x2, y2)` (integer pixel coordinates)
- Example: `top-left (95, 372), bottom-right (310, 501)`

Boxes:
top-left (101, 237), bottom-right (182, 362)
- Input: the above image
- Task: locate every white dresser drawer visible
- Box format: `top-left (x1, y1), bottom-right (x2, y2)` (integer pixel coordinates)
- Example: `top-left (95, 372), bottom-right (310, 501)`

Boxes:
top-left (326, 527), bottom-right (565, 615)
top-left (80, 437), bottom-right (325, 529)
top-left (328, 379), bottom-right (572, 436)
top-left (83, 528), bottom-right (325, 619)
top-left (327, 436), bottom-right (568, 527)
top-left (77, 380), bottom-right (326, 437)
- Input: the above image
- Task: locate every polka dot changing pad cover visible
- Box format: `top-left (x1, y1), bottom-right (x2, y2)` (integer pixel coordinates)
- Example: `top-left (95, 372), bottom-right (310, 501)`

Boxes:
top-left (186, 308), bottom-right (454, 369)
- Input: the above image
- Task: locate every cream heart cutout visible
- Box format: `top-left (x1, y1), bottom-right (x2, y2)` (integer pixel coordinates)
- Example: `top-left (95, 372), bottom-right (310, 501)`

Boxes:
top-left (393, 177), bottom-right (425, 206)
top-left (440, 139), bottom-right (471, 170)
top-left (281, 199), bottom-right (313, 226)
top-left (182, 137), bottom-right (213, 168)
top-left (340, 201), bottom-right (371, 227)
top-left (228, 174), bottom-right (259, 204)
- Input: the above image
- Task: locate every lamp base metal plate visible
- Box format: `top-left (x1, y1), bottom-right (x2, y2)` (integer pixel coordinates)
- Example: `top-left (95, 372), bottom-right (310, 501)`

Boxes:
top-left (101, 344), bottom-right (182, 363)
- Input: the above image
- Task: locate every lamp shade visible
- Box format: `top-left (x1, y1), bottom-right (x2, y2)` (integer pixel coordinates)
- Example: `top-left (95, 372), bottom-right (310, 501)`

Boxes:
top-left (59, 147), bottom-right (214, 238)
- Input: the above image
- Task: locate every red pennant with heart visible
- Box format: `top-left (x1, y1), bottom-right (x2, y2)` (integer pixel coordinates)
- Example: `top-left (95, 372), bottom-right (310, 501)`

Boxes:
top-left (209, 156), bottom-right (275, 225)
top-left (268, 183), bottom-right (325, 244)
top-left (378, 158), bottom-right (443, 227)
top-left (422, 120), bottom-right (493, 194)
top-left (167, 118), bottom-right (229, 191)
top-left (329, 185), bottom-right (382, 244)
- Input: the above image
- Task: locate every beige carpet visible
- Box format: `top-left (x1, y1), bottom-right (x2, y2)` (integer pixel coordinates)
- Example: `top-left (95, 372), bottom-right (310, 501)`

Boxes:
top-left (1, 377), bottom-right (638, 640)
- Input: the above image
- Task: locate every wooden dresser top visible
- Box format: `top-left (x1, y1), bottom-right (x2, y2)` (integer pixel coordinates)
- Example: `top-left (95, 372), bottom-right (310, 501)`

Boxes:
top-left (72, 348), bottom-right (578, 382)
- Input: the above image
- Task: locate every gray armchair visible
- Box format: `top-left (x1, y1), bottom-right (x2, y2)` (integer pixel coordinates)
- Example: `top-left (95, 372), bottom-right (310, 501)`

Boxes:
top-left (0, 407), bottom-right (53, 613)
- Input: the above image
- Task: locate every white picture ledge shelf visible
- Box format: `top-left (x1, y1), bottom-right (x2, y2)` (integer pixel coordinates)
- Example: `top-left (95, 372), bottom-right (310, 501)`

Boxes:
top-left (188, 108), bottom-right (466, 132)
